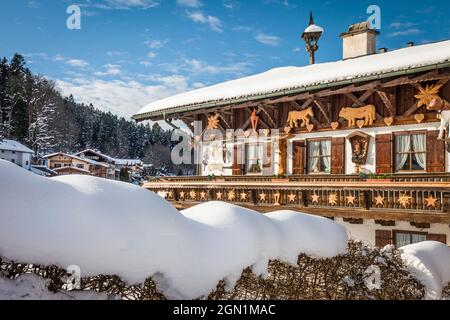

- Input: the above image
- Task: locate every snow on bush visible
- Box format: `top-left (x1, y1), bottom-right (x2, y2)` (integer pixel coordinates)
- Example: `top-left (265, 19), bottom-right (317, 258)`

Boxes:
top-left (400, 241), bottom-right (450, 300)
top-left (0, 160), bottom-right (347, 299)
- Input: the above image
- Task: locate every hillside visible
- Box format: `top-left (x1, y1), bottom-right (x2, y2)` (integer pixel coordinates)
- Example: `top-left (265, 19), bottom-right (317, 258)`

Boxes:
top-left (0, 53), bottom-right (188, 175)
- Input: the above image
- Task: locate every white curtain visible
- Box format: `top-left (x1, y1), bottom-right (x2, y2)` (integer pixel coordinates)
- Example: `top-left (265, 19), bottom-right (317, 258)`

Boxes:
top-left (411, 134), bottom-right (426, 169)
top-left (321, 140), bottom-right (331, 172)
top-left (395, 135), bottom-right (410, 171)
top-left (395, 233), bottom-right (411, 248)
top-left (308, 141), bottom-right (321, 172)
top-left (411, 233), bottom-right (427, 244)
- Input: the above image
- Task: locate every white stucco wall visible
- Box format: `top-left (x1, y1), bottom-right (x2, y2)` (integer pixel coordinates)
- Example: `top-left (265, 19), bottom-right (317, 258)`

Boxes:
top-left (337, 217), bottom-right (450, 247)
top-left (0, 150), bottom-right (32, 170)
top-left (287, 122), bottom-right (442, 175)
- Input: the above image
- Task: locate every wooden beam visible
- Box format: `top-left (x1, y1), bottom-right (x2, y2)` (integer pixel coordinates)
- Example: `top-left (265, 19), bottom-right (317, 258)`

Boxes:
top-left (258, 106), bottom-right (277, 128)
top-left (313, 99), bottom-right (331, 123)
top-left (403, 101), bottom-right (419, 117)
top-left (344, 92), bottom-right (365, 107)
top-left (376, 90), bottom-right (394, 116)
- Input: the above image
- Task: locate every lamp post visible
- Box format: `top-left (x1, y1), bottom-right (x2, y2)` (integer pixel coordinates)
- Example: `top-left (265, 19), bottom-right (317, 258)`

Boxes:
top-left (301, 12), bottom-right (323, 65)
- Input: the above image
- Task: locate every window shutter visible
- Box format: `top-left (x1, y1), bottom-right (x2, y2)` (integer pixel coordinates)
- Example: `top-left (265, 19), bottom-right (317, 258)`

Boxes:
top-left (263, 142), bottom-right (272, 168)
top-left (331, 137), bottom-right (345, 174)
top-left (426, 130), bottom-right (445, 173)
top-left (232, 144), bottom-right (243, 175)
top-left (375, 230), bottom-right (392, 247)
top-left (376, 133), bottom-right (392, 174)
top-left (292, 140), bottom-right (306, 174)
top-left (278, 139), bottom-right (287, 175)
top-left (427, 233), bottom-right (447, 244)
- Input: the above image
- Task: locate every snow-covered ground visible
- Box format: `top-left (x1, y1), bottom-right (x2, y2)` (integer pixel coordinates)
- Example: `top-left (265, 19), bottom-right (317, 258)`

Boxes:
top-left (1, 159), bottom-right (450, 300)
top-left (0, 160), bottom-right (347, 299)
top-left (0, 275), bottom-right (111, 300)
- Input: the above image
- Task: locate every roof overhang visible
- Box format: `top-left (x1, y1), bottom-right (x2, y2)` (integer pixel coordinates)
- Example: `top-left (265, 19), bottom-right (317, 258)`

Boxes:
top-left (132, 61), bottom-right (450, 122)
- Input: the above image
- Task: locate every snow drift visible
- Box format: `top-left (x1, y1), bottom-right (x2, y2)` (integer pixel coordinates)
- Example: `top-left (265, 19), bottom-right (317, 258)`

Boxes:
top-left (400, 241), bottom-right (450, 300)
top-left (0, 160), bottom-right (348, 299)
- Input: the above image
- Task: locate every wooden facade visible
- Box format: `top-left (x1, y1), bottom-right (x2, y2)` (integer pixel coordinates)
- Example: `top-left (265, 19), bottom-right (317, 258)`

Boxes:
top-left (138, 43), bottom-right (450, 247)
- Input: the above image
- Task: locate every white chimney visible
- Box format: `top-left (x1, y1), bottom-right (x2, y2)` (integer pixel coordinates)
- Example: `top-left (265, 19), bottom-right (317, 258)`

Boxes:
top-left (340, 21), bottom-right (379, 60)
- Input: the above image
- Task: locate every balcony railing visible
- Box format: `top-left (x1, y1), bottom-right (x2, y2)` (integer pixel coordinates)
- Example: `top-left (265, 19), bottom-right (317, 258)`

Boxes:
top-left (142, 173), bottom-right (450, 221)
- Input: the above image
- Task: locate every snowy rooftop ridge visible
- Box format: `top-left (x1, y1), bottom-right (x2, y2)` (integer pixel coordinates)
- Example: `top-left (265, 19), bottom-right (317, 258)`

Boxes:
top-left (133, 40), bottom-right (450, 120)
top-left (0, 139), bottom-right (33, 154)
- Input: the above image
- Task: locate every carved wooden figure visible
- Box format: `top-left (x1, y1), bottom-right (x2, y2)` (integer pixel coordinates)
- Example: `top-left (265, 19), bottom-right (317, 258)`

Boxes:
top-left (416, 83), bottom-right (450, 140)
top-left (250, 108), bottom-right (259, 133)
top-left (339, 104), bottom-right (376, 127)
top-left (287, 107), bottom-right (314, 128)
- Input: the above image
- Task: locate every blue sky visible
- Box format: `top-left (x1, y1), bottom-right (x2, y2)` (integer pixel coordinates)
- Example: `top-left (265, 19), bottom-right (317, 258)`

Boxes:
top-left (1, 0), bottom-right (449, 119)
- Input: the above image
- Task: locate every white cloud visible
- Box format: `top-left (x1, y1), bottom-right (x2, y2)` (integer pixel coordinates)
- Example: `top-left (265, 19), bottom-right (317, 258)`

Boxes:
top-left (66, 59), bottom-right (89, 68)
top-left (87, 0), bottom-right (160, 10)
top-left (53, 54), bottom-right (66, 62)
top-left (140, 61), bottom-right (153, 67)
top-left (389, 21), bottom-right (415, 29)
top-left (255, 33), bottom-right (280, 46)
top-left (144, 39), bottom-right (167, 49)
top-left (232, 26), bottom-right (252, 32)
top-left (94, 64), bottom-right (122, 76)
top-left (55, 76), bottom-right (192, 119)
top-left (223, 0), bottom-right (240, 9)
top-left (147, 52), bottom-right (158, 59)
top-left (106, 50), bottom-right (126, 56)
top-left (27, 1), bottom-right (41, 8)
top-left (160, 58), bottom-right (251, 77)
top-left (187, 11), bottom-right (223, 33)
top-left (177, 0), bottom-right (202, 7)
top-left (387, 29), bottom-right (422, 37)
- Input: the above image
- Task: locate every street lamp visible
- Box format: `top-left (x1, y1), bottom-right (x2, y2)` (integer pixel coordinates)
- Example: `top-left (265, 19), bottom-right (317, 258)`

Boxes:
top-left (301, 11), bottom-right (324, 65)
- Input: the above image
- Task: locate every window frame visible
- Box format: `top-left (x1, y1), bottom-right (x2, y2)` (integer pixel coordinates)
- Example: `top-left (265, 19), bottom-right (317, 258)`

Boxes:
top-left (306, 138), bottom-right (332, 174)
top-left (393, 130), bottom-right (427, 173)
top-left (393, 230), bottom-right (427, 248)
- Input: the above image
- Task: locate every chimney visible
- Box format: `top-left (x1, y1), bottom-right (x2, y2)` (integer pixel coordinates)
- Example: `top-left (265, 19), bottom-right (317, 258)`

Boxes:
top-left (340, 21), bottom-right (379, 60)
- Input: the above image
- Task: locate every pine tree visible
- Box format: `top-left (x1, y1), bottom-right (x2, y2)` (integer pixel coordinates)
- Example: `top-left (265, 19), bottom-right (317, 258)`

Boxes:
top-left (8, 54), bottom-right (29, 141)
top-left (0, 57), bottom-right (11, 139)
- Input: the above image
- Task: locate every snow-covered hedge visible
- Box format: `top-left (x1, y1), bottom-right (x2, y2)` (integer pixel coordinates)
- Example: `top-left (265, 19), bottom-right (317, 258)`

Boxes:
top-left (1, 160), bottom-right (449, 300)
top-left (0, 241), bottom-right (427, 300)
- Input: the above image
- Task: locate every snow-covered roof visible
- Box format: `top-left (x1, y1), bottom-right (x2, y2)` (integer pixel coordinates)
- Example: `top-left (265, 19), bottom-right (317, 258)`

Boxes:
top-left (53, 166), bottom-right (92, 174)
top-left (133, 40), bottom-right (450, 120)
top-left (30, 165), bottom-right (57, 176)
top-left (0, 139), bottom-right (33, 154)
top-left (115, 159), bottom-right (143, 166)
top-left (74, 149), bottom-right (142, 166)
top-left (43, 152), bottom-right (109, 167)
top-left (74, 149), bottom-right (116, 163)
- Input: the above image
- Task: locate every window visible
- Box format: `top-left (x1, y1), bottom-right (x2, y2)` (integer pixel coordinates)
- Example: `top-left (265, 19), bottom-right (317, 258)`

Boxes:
top-left (245, 142), bottom-right (272, 174)
top-left (307, 139), bottom-right (331, 173)
top-left (76, 164), bottom-right (84, 169)
top-left (12, 151), bottom-right (15, 154)
top-left (25, 161), bottom-right (29, 166)
top-left (11, 159), bottom-right (15, 164)
top-left (394, 231), bottom-right (427, 248)
top-left (64, 163), bottom-right (71, 167)
top-left (53, 163), bottom-right (62, 168)
top-left (395, 133), bottom-right (426, 171)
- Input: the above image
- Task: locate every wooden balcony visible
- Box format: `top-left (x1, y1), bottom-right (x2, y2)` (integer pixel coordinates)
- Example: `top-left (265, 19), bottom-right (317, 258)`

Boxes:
top-left (143, 173), bottom-right (450, 224)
